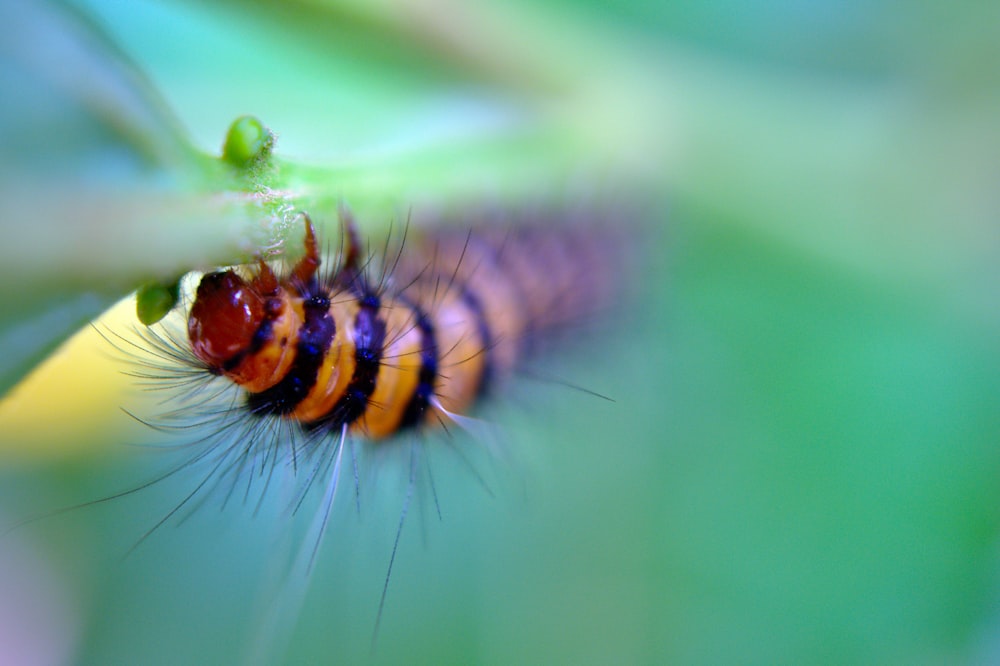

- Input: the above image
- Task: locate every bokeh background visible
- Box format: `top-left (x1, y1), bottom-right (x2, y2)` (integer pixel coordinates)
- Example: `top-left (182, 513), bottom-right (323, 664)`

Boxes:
top-left (1, 1), bottom-right (999, 664)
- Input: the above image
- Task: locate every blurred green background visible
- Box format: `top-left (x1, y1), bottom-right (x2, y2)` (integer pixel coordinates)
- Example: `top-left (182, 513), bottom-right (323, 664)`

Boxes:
top-left (1, 0), bottom-right (999, 664)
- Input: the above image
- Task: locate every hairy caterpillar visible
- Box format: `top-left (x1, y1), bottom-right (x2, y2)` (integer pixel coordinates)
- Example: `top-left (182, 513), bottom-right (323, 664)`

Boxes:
top-left (183, 212), bottom-right (624, 441)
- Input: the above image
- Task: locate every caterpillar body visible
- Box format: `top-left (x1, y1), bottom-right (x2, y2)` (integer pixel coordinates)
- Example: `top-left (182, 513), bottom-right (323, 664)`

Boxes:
top-left (184, 213), bottom-right (624, 442)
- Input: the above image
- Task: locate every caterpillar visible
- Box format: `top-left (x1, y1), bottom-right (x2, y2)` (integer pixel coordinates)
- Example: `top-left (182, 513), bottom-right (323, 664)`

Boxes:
top-left (184, 212), bottom-right (624, 442)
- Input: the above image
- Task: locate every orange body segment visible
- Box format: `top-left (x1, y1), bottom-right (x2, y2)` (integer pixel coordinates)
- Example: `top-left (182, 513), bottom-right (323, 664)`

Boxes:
top-left (353, 299), bottom-right (425, 437)
top-left (429, 289), bottom-right (488, 416)
top-left (292, 298), bottom-right (359, 422)
top-left (228, 295), bottom-right (302, 393)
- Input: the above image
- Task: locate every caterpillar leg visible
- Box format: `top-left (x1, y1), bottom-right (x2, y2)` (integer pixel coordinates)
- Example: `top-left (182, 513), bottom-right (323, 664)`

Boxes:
top-left (290, 213), bottom-right (321, 286)
top-left (335, 209), bottom-right (364, 287)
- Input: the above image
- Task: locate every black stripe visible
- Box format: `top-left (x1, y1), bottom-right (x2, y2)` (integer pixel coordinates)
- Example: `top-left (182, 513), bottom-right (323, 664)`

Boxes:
top-left (397, 295), bottom-right (438, 430)
top-left (321, 292), bottom-right (386, 428)
top-left (246, 293), bottom-right (335, 416)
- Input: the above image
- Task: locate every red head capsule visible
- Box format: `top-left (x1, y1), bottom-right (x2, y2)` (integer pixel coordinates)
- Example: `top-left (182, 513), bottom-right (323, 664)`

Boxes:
top-left (187, 271), bottom-right (266, 369)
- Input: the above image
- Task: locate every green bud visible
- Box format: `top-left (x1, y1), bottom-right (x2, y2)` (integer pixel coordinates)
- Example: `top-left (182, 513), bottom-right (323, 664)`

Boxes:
top-left (136, 279), bottom-right (182, 325)
top-left (222, 115), bottom-right (273, 166)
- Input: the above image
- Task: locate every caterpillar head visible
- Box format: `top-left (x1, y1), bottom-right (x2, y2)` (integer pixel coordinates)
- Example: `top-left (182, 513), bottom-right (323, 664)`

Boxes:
top-left (187, 271), bottom-right (266, 370)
